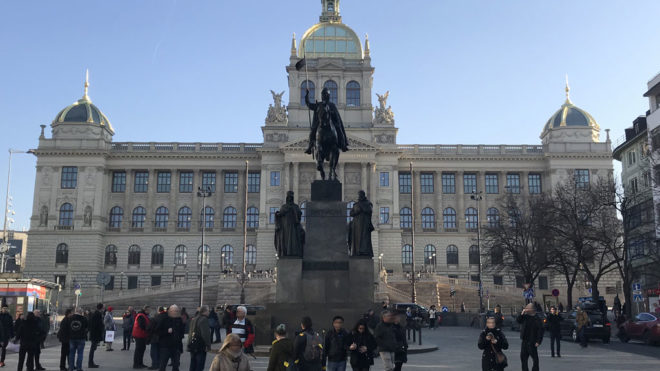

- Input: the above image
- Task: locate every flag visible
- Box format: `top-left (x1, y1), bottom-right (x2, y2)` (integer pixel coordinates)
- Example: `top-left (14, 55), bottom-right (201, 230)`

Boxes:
top-left (295, 57), bottom-right (306, 71)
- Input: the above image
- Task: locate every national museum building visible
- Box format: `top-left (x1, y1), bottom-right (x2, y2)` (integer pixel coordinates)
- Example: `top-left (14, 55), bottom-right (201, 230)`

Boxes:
top-left (25, 1), bottom-right (613, 298)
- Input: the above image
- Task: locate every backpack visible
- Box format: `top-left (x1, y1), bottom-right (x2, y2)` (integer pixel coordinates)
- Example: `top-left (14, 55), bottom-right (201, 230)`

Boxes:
top-left (303, 332), bottom-right (322, 362)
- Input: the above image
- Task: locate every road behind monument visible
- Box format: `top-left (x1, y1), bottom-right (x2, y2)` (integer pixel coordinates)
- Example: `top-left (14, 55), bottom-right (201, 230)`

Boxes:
top-left (3, 326), bottom-right (658, 371)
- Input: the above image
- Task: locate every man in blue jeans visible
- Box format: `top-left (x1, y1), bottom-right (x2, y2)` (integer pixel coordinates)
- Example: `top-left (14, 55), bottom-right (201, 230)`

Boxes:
top-left (66, 308), bottom-right (89, 371)
top-left (323, 316), bottom-right (349, 371)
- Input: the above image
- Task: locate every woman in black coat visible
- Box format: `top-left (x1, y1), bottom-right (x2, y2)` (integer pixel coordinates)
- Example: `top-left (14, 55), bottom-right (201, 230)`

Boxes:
top-left (392, 315), bottom-right (407, 371)
top-left (16, 312), bottom-right (40, 371)
top-left (477, 317), bottom-right (509, 371)
top-left (348, 320), bottom-right (376, 371)
top-left (267, 324), bottom-right (294, 371)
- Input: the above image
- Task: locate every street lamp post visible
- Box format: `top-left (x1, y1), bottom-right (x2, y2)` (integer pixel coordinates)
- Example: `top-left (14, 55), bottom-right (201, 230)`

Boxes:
top-left (470, 190), bottom-right (484, 313)
top-left (197, 186), bottom-right (212, 307)
top-left (171, 264), bottom-right (176, 287)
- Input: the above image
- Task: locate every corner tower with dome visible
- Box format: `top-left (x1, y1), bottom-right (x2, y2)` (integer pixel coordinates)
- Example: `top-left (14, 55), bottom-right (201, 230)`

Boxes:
top-left (25, 2), bottom-right (615, 312)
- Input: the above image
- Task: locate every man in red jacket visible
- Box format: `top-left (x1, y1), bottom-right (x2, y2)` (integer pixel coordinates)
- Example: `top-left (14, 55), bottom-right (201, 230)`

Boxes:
top-left (132, 306), bottom-right (151, 369)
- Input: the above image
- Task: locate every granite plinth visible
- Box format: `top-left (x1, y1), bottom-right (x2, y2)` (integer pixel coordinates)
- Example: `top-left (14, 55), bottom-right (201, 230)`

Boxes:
top-left (311, 180), bottom-right (342, 201)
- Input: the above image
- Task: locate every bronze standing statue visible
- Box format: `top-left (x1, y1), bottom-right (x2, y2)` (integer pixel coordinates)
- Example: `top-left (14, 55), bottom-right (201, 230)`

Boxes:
top-left (304, 88), bottom-right (348, 180)
top-left (348, 190), bottom-right (375, 257)
top-left (274, 191), bottom-right (305, 257)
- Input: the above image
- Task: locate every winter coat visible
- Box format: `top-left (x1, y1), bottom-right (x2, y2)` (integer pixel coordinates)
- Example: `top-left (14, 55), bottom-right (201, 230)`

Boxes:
top-left (122, 312), bottom-right (134, 330)
top-left (209, 351), bottom-right (251, 371)
top-left (156, 315), bottom-right (184, 349)
top-left (323, 328), bottom-right (349, 364)
top-left (16, 316), bottom-right (41, 349)
top-left (188, 315), bottom-right (211, 351)
top-left (516, 314), bottom-right (543, 345)
top-left (493, 312), bottom-right (504, 329)
top-left (267, 337), bottom-right (294, 371)
top-left (293, 329), bottom-right (323, 371)
top-left (393, 323), bottom-right (408, 364)
top-left (65, 314), bottom-right (89, 341)
top-left (478, 328), bottom-right (508, 371)
top-left (546, 313), bottom-right (563, 334)
top-left (208, 310), bottom-right (219, 328)
top-left (104, 311), bottom-right (116, 331)
top-left (576, 311), bottom-right (590, 330)
top-left (148, 312), bottom-right (167, 345)
top-left (132, 312), bottom-right (149, 339)
top-left (89, 310), bottom-right (105, 342)
top-left (0, 312), bottom-right (13, 341)
top-left (348, 330), bottom-right (376, 368)
top-left (373, 321), bottom-right (398, 353)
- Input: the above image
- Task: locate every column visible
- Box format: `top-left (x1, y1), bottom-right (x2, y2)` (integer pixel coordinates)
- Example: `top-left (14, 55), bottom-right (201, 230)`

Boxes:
top-left (293, 162), bottom-right (300, 200)
top-left (361, 162), bottom-right (367, 191)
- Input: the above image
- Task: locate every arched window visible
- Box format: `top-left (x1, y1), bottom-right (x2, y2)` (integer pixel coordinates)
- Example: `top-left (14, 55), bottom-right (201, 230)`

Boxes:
top-left (109, 206), bottom-right (123, 228)
top-left (424, 244), bottom-right (437, 266)
top-left (465, 207), bottom-right (478, 229)
top-left (491, 247), bottom-right (503, 265)
top-left (132, 206), bottom-right (146, 228)
top-left (198, 245), bottom-right (210, 266)
top-left (59, 203), bottom-right (73, 226)
top-left (487, 208), bottom-right (500, 228)
top-left (323, 80), bottom-right (338, 104)
top-left (346, 81), bottom-right (360, 106)
top-left (201, 206), bottom-right (215, 229)
top-left (443, 208), bottom-right (457, 229)
top-left (152, 245), bottom-right (164, 265)
top-left (300, 201), bottom-right (307, 223)
top-left (402, 244), bottom-right (413, 265)
top-left (105, 245), bottom-right (117, 265)
top-left (446, 245), bottom-right (459, 265)
top-left (247, 207), bottom-right (259, 228)
top-left (155, 206), bottom-right (169, 229)
top-left (347, 201), bottom-right (355, 223)
top-left (174, 245), bottom-right (187, 266)
top-left (400, 207), bottom-right (412, 229)
top-left (177, 207), bottom-right (192, 230)
top-left (469, 245), bottom-right (480, 265)
top-left (128, 245), bottom-right (141, 265)
top-left (221, 245), bottom-right (234, 266)
top-left (301, 80), bottom-right (315, 106)
top-left (223, 207), bottom-right (237, 229)
top-left (55, 243), bottom-right (68, 264)
top-left (246, 245), bottom-right (257, 265)
top-left (421, 207), bottom-right (435, 229)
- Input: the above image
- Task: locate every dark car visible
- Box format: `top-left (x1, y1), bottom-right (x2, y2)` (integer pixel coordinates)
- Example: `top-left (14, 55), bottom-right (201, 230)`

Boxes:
top-left (618, 312), bottom-right (660, 345)
top-left (559, 309), bottom-right (611, 343)
top-left (509, 311), bottom-right (547, 332)
top-left (394, 303), bottom-right (429, 324)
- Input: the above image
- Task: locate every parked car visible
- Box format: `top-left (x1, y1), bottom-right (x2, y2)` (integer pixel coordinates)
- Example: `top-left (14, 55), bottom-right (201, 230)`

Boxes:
top-left (509, 311), bottom-right (547, 332)
top-left (560, 309), bottom-right (611, 343)
top-left (393, 303), bottom-right (429, 324)
top-left (617, 312), bottom-right (660, 345)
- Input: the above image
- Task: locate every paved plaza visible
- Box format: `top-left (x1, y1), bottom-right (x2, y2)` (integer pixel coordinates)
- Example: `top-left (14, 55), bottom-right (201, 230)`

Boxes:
top-left (3, 326), bottom-right (658, 371)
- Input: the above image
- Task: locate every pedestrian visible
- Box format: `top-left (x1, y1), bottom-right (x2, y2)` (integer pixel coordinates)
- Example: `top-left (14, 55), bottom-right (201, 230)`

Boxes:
top-left (323, 316), bottom-right (349, 371)
top-left (132, 306), bottom-right (151, 369)
top-left (122, 309), bottom-right (134, 351)
top-left (222, 307), bottom-right (233, 340)
top-left (477, 316), bottom-right (509, 371)
top-left (428, 306), bottom-right (437, 330)
top-left (31, 310), bottom-right (45, 371)
top-left (57, 309), bottom-right (73, 371)
top-left (348, 320), bottom-right (376, 371)
top-left (208, 308), bottom-right (219, 344)
top-left (516, 303), bottom-right (543, 371)
top-left (576, 306), bottom-right (590, 348)
top-left (267, 324), bottom-right (293, 371)
top-left (16, 312), bottom-right (38, 371)
top-left (0, 305), bottom-right (14, 367)
top-left (374, 311), bottom-right (397, 371)
top-left (180, 308), bottom-right (189, 334)
top-left (293, 317), bottom-right (322, 371)
top-left (461, 302), bottom-right (466, 313)
top-left (546, 306), bottom-right (562, 357)
top-left (104, 307), bottom-right (115, 351)
top-left (392, 314), bottom-right (407, 371)
top-left (208, 334), bottom-right (251, 371)
top-left (227, 306), bottom-right (255, 355)
top-left (187, 306), bottom-right (211, 371)
top-left (363, 309), bottom-right (378, 333)
top-left (88, 303), bottom-right (104, 368)
top-left (156, 305), bottom-right (184, 371)
top-left (493, 305), bottom-right (504, 330)
top-left (66, 308), bottom-right (89, 371)
top-left (148, 307), bottom-right (167, 370)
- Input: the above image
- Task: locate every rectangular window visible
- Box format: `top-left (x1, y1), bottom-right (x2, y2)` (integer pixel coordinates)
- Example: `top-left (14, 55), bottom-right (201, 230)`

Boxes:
top-left (134, 171), bottom-right (149, 193)
top-left (127, 276), bottom-right (138, 290)
top-left (485, 173), bottom-right (498, 194)
top-left (442, 173), bottom-right (456, 194)
top-left (420, 173), bottom-right (434, 193)
top-left (224, 172), bottom-right (238, 193)
top-left (270, 171), bottom-right (280, 187)
top-left (515, 276), bottom-right (524, 288)
top-left (151, 275), bottom-right (161, 287)
top-left (380, 172), bottom-right (390, 187)
top-left (179, 171), bottom-right (194, 193)
top-left (157, 171), bottom-right (171, 193)
top-left (574, 169), bottom-right (590, 189)
top-left (538, 276), bottom-right (548, 290)
top-left (54, 275), bottom-right (66, 289)
top-left (269, 207), bottom-right (278, 224)
top-left (379, 207), bottom-right (390, 224)
top-left (202, 172), bottom-right (216, 192)
top-left (628, 150), bottom-right (637, 165)
top-left (493, 275), bottom-right (503, 286)
top-left (248, 172), bottom-right (260, 193)
top-left (528, 173), bottom-right (542, 194)
top-left (463, 173), bottom-right (477, 194)
top-left (61, 167), bottom-right (78, 189)
top-left (111, 171), bottom-right (126, 193)
top-left (630, 177), bottom-right (639, 194)
top-left (399, 172), bottom-right (411, 194)
top-left (506, 173), bottom-right (521, 193)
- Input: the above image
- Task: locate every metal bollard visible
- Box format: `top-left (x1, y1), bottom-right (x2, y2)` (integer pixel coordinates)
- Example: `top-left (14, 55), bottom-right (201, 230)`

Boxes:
top-left (418, 326), bottom-right (422, 346)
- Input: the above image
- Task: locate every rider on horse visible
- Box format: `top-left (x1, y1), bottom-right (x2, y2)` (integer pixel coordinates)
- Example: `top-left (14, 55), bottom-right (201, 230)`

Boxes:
top-left (304, 88), bottom-right (349, 154)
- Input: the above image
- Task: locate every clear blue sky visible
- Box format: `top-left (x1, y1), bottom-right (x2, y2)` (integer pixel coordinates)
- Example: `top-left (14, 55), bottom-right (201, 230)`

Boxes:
top-left (1, 0), bottom-right (659, 231)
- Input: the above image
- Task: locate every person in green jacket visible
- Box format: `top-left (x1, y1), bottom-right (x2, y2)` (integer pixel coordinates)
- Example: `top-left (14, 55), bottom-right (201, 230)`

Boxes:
top-left (267, 324), bottom-right (294, 371)
top-left (187, 306), bottom-right (211, 371)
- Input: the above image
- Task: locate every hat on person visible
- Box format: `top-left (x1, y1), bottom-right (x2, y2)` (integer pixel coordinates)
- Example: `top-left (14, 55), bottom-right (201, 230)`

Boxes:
top-left (107, 306), bottom-right (113, 312)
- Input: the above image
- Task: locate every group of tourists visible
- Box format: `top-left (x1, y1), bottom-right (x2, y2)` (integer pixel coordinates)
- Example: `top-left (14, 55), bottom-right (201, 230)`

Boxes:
top-left (1, 306), bottom-right (50, 371)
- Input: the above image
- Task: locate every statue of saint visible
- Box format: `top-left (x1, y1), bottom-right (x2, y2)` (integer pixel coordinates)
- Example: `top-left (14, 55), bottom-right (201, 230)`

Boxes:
top-left (305, 88), bottom-right (349, 154)
top-left (275, 191), bottom-right (305, 257)
top-left (39, 206), bottom-right (48, 227)
top-left (348, 190), bottom-right (375, 257)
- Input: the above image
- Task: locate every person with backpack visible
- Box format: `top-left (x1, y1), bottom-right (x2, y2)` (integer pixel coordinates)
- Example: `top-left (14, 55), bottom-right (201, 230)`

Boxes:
top-left (66, 308), bottom-right (89, 371)
top-left (57, 309), bottom-right (73, 371)
top-left (267, 324), bottom-right (293, 371)
top-left (132, 306), bottom-right (151, 369)
top-left (374, 311), bottom-right (397, 371)
top-left (348, 319), bottom-right (376, 371)
top-left (293, 316), bottom-right (322, 371)
top-left (0, 305), bottom-right (14, 367)
top-left (323, 316), bottom-right (350, 371)
top-left (209, 334), bottom-right (250, 371)
top-left (227, 306), bottom-right (255, 355)
top-left (88, 303), bottom-right (104, 368)
top-left (187, 306), bottom-right (211, 371)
